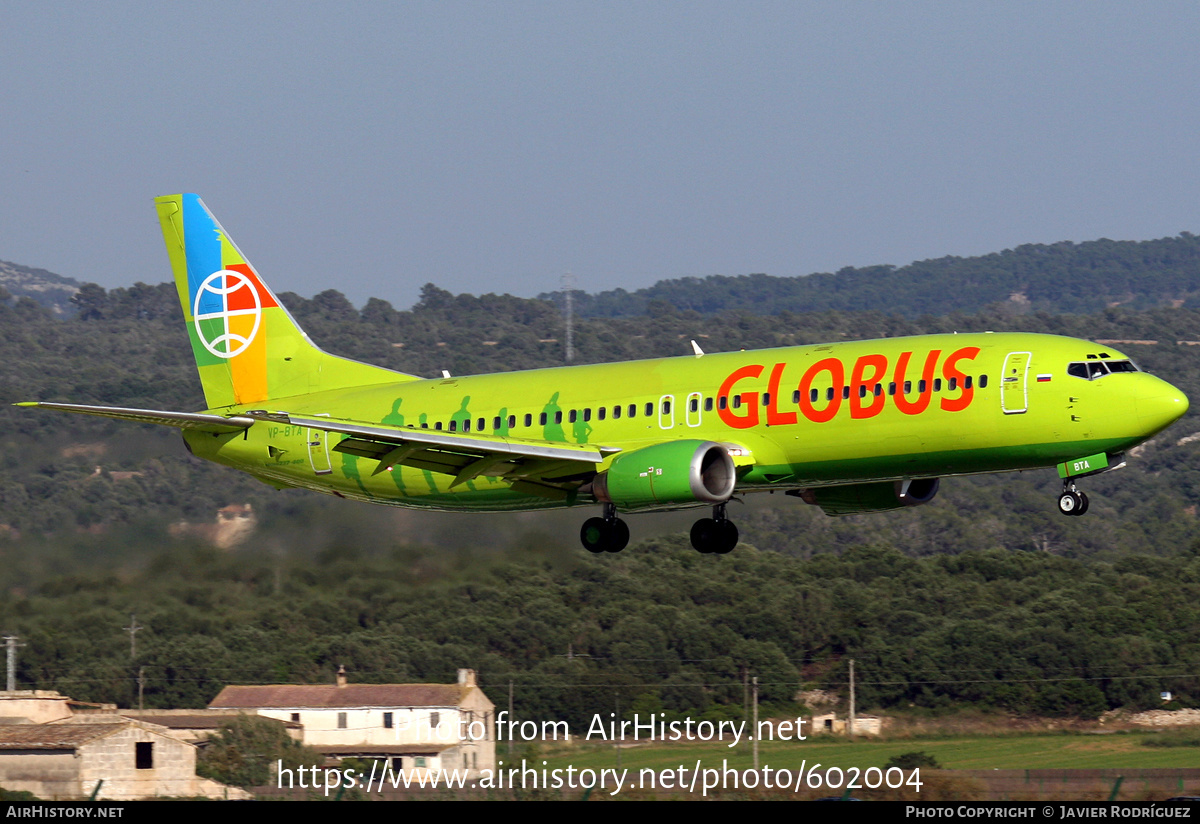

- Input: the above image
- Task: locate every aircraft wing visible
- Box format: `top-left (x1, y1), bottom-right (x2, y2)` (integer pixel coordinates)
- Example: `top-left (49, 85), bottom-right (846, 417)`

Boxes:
top-left (16, 402), bottom-right (255, 434)
top-left (276, 413), bottom-right (621, 499)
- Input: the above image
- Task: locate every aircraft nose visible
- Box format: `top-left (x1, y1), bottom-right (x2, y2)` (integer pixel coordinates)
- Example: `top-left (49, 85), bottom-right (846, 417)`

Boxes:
top-left (1135, 378), bottom-right (1189, 432)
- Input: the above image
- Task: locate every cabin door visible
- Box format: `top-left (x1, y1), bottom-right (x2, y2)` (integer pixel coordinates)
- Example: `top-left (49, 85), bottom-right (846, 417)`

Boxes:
top-left (1000, 351), bottom-right (1031, 414)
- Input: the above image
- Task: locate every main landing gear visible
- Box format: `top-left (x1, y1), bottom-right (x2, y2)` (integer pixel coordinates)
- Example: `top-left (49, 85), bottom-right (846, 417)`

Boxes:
top-left (1057, 481), bottom-right (1090, 517)
top-left (580, 503), bottom-right (630, 553)
top-left (690, 502), bottom-right (739, 554)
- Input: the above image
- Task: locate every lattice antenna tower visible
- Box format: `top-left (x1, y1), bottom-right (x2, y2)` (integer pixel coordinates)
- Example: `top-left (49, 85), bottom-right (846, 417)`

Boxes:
top-left (562, 272), bottom-right (575, 363)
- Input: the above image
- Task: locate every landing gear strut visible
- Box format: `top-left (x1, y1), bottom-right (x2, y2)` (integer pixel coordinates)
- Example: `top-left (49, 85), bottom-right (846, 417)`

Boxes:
top-left (580, 503), bottom-right (630, 553)
top-left (690, 502), bottom-right (739, 554)
top-left (1057, 481), bottom-right (1090, 517)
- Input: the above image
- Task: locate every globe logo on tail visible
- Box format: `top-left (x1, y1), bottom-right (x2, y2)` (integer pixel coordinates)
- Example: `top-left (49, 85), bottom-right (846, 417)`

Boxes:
top-left (193, 269), bottom-right (263, 359)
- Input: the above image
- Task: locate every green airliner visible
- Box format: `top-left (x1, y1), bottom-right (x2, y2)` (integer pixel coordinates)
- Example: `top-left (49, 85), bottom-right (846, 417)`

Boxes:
top-left (19, 195), bottom-right (1191, 554)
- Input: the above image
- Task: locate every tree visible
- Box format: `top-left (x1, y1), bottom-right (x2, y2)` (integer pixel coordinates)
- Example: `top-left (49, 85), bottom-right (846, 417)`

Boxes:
top-left (197, 715), bottom-right (323, 790)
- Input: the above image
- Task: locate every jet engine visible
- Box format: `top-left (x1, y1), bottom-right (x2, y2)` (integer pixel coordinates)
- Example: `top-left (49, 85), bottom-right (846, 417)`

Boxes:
top-left (592, 440), bottom-right (737, 511)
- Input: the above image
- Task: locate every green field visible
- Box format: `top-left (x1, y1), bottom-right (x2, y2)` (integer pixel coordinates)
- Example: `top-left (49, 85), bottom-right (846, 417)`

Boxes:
top-left (532, 732), bottom-right (1200, 774)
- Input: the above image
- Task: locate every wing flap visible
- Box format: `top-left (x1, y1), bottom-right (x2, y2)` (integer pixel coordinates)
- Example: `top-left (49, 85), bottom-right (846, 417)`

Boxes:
top-left (17, 402), bottom-right (254, 434)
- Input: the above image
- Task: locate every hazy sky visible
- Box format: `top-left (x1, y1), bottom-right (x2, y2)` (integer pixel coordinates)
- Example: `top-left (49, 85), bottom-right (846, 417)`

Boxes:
top-left (2, 2), bottom-right (1198, 308)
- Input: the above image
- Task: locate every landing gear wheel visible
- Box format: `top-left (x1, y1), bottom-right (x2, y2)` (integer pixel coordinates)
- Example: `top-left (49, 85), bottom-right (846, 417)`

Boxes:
top-left (691, 511), bottom-right (740, 554)
top-left (1075, 492), bottom-right (1089, 516)
top-left (580, 515), bottom-right (630, 553)
top-left (713, 520), bottom-right (739, 555)
top-left (581, 517), bottom-right (609, 553)
top-left (606, 518), bottom-right (630, 553)
top-left (690, 518), bottom-right (718, 553)
top-left (1058, 491), bottom-right (1083, 516)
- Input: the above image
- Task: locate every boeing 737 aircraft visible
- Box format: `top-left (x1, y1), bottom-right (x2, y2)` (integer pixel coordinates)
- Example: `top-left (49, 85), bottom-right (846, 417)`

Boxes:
top-left (19, 195), bottom-right (1191, 554)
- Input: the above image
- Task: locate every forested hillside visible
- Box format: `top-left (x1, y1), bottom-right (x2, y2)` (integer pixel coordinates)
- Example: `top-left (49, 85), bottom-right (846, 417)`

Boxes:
top-left (1, 279), bottom-right (1198, 721)
top-left (548, 233), bottom-right (1200, 318)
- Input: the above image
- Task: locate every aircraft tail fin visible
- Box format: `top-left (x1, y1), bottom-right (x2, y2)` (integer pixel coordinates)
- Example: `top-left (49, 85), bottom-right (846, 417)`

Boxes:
top-left (154, 194), bottom-right (418, 409)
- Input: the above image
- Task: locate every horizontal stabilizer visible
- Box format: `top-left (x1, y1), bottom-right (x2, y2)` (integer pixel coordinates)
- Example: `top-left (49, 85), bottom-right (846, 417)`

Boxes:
top-left (17, 402), bottom-right (254, 434)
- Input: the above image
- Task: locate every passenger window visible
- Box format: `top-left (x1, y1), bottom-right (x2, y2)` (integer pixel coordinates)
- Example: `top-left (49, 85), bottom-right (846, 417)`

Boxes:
top-left (583, 408), bottom-right (591, 422)
top-left (979, 375), bottom-right (988, 388)
top-left (826, 388), bottom-right (835, 401)
top-left (858, 385), bottom-right (867, 398)
top-left (904, 380), bottom-right (912, 393)
top-left (628, 404), bottom-right (637, 418)
top-left (874, 383), bottom-right (882, 396)
top-left (841, 386), bottom-right (849, 400)
top-left (662, 400), bottom-right (671, 414)
top-left (613, 405), bottom-right (622, 419)
top-left (918, 380), bottom-right (927, 393)
top-left (644, 402), bottom-right (653, 416)
top-left (524, 413), bottom-right (532, 427)
top-left (964, 376), bottom-right (972, 389)
top-left (598, 407), bottom-right (606, 421)
top-left (508, 415), bottom-right (516, 428)
top-left (704, 398), bottom-right (713, 412)
top-left (933, 378), bottom-right (942, 392)
top-left (555, 412), bottom-right (563, 424)
top-left (569, 410), bottom-right (577, 423)
top-left (792, 390), bottom-right (800, 404)
top-left (435, 422), bottom-right (443, 430)
top-left (449, 421), bottom-right (457, 432)
top-left (689, 398), bottom-right (699, 413)
top-left (810, 388), bottom-right (819, 403)
top-left (477, 417), bottom-right (484, 431)
top-left (718, 396), bottom-right (727, 410)
top-left (539, 412), bottom-right (547, 425)
top-left (733, 396), bottom-right (742, 409)
top-left (948, 377), bottom-right (957, 391)
top-left (888, 382), bottom-right (896, 396)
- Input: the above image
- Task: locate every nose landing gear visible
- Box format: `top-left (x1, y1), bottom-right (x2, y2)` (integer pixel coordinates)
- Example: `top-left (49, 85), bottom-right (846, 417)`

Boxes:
top-left (690, 502), bottom-right (739, 554)
top-left (580, 503), bottom-right (630, 553)
top-left (1057, 482), bottom-right (1090, 516)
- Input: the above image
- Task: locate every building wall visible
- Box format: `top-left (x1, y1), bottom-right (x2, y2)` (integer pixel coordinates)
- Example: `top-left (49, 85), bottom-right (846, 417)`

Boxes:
top-left (77, 727), bottom-right (200, 801)
top-left (0, 750), bottom-right (80, 799)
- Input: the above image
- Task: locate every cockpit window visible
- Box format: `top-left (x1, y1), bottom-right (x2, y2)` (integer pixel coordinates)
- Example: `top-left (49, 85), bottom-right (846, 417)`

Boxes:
top-left (1105, 360), bottom-right (1139, 373)
top-left (1067, 359), bottom-right (1140, 380)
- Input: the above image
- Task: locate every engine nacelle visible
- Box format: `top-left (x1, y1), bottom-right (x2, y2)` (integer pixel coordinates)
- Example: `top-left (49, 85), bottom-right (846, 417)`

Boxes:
top-left (592, 440), bottom-right (737, 511)
top-left (794, 478), bottom-right (940, 516)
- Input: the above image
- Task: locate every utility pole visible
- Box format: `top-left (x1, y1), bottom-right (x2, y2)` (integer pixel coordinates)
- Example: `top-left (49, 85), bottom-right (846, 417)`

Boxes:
top-left (3, 636), bottom-right (24, 692)
top-left (561, 272), bottom-right (575, 363)
top-left (124, 614), bottom-right (142, 660)
top-left (752, 676), bottom-right (760, 771)
top-left (848, 659), bottom-right (856, 739)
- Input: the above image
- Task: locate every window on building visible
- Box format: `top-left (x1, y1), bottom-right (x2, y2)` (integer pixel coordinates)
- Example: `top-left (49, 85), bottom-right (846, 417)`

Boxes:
top-left (290, 713), bottom-right (300, 723)
top-left (136, 741), bottom-right (154, 770)
top-left (338, 712), bottom-right (347, 729)
top-left (430, 712), bottom-right (440, 728)
top-left (383, 712), bottom-right (394, 729)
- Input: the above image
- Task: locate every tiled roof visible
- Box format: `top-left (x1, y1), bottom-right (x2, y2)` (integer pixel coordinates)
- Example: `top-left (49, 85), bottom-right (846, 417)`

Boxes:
top-left (0, 723), bottom-right (125, 749)
top-left (210, 684), bottom-right (469, 709)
